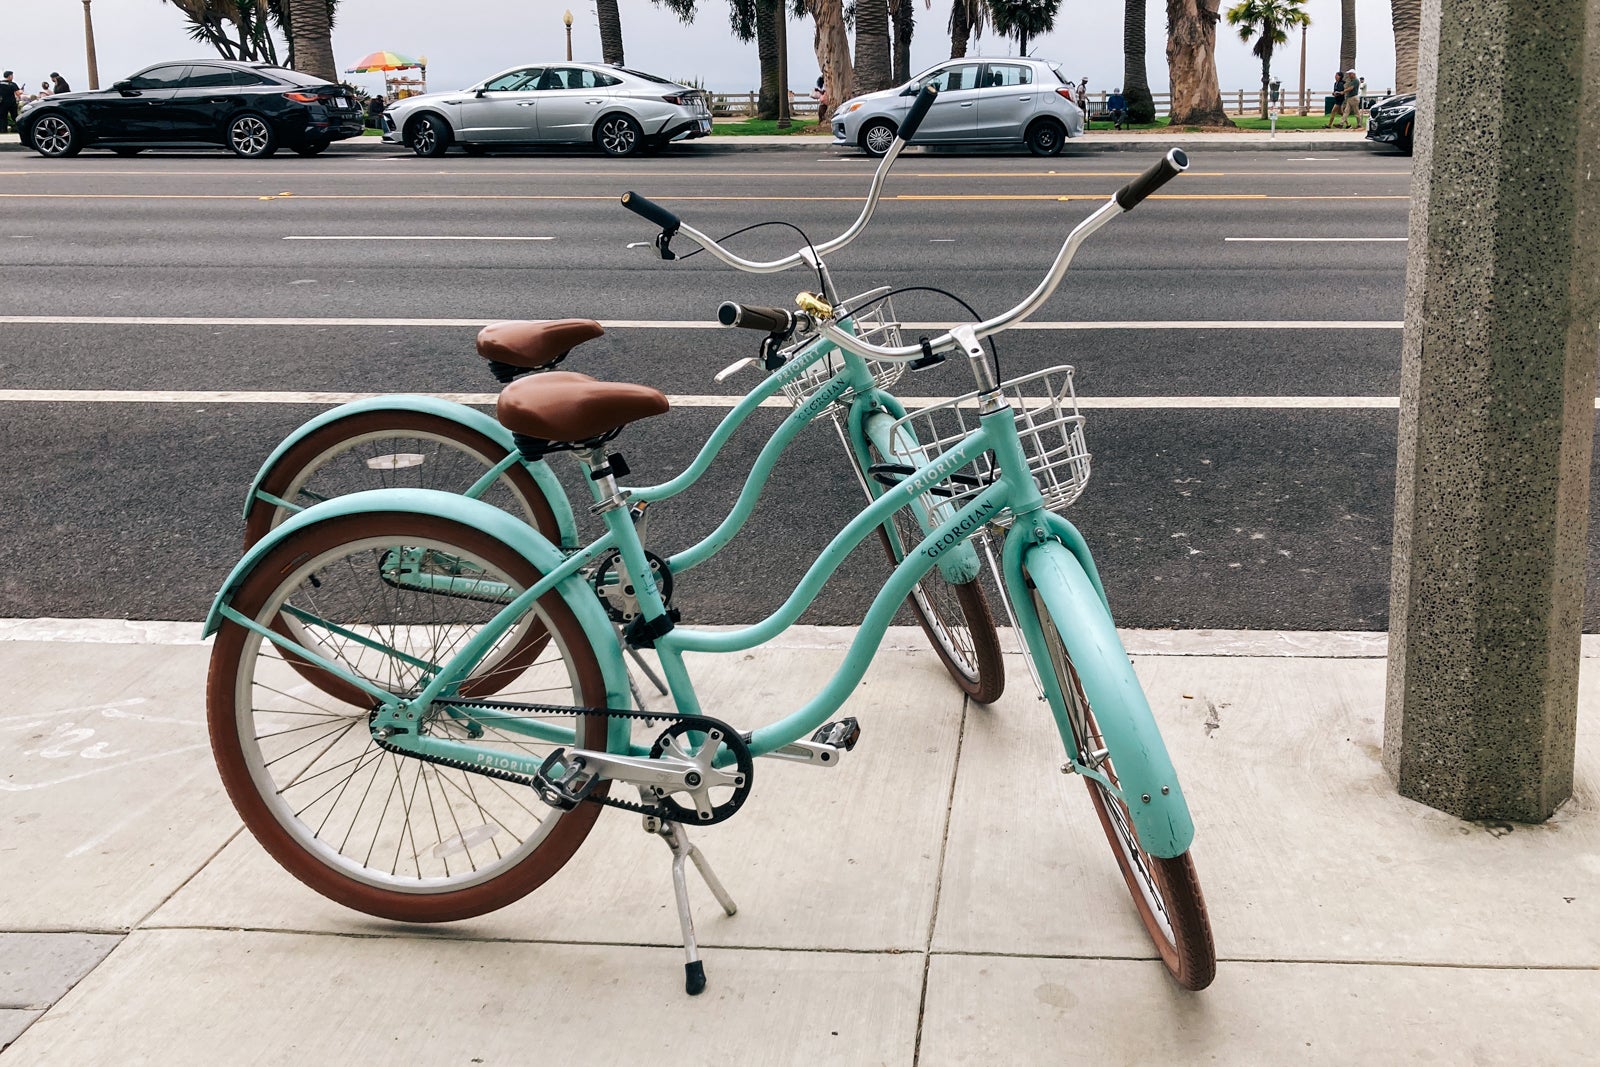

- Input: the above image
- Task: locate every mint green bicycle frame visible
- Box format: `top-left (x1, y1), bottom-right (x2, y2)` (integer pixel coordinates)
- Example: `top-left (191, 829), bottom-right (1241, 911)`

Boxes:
top-left (242, 309), bottom-right (982, 585)
top-left (206, 373), bottom-right (1196, 857)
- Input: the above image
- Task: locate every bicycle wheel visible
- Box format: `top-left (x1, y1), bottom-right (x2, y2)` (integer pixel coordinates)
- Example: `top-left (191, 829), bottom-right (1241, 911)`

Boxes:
top-left (244, 410), bottom-right (560, 548)
top-left (1029, 586), bottom-right (1216, 990)
top-left (208, 510), bottom-right (613, 923)
top-left (868, 443), bottom-right (1005, 703)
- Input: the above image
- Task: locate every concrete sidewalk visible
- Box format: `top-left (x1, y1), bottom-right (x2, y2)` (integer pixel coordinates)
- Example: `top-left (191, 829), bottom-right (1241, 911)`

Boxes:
top-left (0, 128), bottom-right (1381, 155)
top-left (2, 620), bottom-right (1595, 1064)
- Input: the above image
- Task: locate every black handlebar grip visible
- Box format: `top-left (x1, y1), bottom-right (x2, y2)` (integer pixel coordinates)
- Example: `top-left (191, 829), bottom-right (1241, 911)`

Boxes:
top-left (1113, 148), bottom-right (1190, 210)
top-left (898, 84), bottom-right (939, 142)
top-left (620, 191), bottom-right (681, 232)
top-left (717, 302), bottom-right (794, 333)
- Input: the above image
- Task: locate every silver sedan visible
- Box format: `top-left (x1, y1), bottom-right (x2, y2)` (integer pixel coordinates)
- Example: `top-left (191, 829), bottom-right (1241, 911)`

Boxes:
top-left (833, 58), bottom-right (1084, 156)
top-left (384, 63), bottom-right (712, 158)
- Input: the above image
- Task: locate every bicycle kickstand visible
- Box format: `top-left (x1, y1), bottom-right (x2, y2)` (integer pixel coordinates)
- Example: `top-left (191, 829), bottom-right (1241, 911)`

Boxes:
top-left (648, 815), bottom-right (737, 995)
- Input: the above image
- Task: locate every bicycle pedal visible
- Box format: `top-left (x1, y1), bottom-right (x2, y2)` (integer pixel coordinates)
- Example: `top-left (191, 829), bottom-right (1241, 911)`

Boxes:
top-left (811, 717), bottom-right (861, 752)
top-left (532, 749), bottom-right (600, 810)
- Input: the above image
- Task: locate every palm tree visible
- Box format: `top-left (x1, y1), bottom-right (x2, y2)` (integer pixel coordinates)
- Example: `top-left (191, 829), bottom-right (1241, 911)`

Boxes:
top-left (1167, 0), bottom-right (1233, 127)
top-left (987, 0), bottom-right (1061, 57)
top-left (730, 0), bottom-right (782, 119)
top-left (854, 0), bottom-right (893, 94)
top-left (1339, 0), bottom-right (1356, 73)
top-left (890, 0), bottom-right (915, 83)
top-left (1224, 0), bottom-right (1310, 119)
top-left (1391, 0), bottom-right (1420, 93)
top-left (284, 0), bottom-right (335, 81)
top-left (161, 1), bottom-right (283, 63)
top-left (947, 0), bottom-right (987, 59)
top-left (597, 0), bottom-right (625, 65)
top-left (1123, 0), bottom-right (1156, 123)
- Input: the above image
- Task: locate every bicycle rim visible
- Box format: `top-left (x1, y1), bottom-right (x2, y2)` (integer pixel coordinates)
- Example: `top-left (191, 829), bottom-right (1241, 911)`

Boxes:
top-left (208, 512), bottom-right (610, 922)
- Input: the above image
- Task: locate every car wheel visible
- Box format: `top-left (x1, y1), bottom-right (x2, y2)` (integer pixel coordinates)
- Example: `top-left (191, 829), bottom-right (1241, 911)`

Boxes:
top-left (461, 143), bottom-right (488, 156)
top-left (860, 119), bottom-right (897, 157)
top-left (228, 114), bottom-right (277, 158)
top-left (408, 114), bottom-right (451, 157)
top-left (596, 113), bottom-right (644, 157)
top-left (293, 141), bottom-right (329, 157)
top-left (1026, 118), bottom-right (1066, 157)
top-left (111, 147), bottom-right (144, 157)
top-left (30, 113), bottom-right (82, 157)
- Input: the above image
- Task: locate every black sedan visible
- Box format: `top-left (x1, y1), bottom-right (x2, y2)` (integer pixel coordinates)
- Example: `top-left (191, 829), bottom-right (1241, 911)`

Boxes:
top-left (1365, 93), bottom-right (1417, 155)
top-left (18, 60), bottom-right (364, 158)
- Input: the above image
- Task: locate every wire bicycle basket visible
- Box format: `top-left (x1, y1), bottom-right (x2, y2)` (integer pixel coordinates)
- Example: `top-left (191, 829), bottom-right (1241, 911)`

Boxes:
top-left (780, 297), bottom-right (907, 410)
top-left (885, 365), bottom-right (1092, 528)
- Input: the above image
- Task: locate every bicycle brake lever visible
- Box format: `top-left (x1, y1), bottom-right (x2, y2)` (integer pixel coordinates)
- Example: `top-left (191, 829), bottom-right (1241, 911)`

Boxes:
top-left (654, 231), bottom-right (677, 261)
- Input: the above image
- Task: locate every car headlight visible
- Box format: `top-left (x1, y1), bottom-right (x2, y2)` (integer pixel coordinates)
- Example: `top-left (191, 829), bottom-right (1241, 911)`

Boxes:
top-left (846, 101), bottom-right (862, 113)
top-left (17, 100), bottom-right (39, 117)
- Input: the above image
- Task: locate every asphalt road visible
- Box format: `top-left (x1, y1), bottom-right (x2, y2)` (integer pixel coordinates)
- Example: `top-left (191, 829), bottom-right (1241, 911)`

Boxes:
top-left (5, 145), bottom-right (1559, 631)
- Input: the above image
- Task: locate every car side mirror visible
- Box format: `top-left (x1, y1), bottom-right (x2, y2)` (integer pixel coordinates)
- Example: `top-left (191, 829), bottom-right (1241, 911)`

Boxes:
top-left (901, 85), bottom-right (919, 96)
top-left (113, 80), bottom-right (133, 93)
top-left (474, 88), bottom-right (487, 98)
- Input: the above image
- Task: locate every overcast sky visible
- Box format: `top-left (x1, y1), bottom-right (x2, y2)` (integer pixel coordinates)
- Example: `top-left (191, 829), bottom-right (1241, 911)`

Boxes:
top-left (12, 1), bottom-right (1400, 101)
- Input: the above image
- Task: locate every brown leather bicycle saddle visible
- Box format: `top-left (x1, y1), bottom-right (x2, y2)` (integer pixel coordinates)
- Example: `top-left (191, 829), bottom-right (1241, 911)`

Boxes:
top-left (497, 371), bottom-right (669, 443)
top-left (476, 319), bottom-right (604, 369)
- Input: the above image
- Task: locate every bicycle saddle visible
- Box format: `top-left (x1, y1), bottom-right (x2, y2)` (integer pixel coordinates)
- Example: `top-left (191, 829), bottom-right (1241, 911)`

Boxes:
top-left (497, 371), bottom-right (669, 443)
top-left (477, 319), bottom-right (603, 379)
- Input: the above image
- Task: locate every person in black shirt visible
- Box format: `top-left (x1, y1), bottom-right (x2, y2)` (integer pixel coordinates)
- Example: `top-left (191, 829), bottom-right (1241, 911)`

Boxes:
top-left (0, 72), bottom-right (21, 134)
top-left (50, 73), bottom-right (71, 94)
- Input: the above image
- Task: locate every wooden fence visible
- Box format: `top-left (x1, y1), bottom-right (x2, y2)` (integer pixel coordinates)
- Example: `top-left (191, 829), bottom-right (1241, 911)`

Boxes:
top-left (708, 87), bottom-right (1395, 119)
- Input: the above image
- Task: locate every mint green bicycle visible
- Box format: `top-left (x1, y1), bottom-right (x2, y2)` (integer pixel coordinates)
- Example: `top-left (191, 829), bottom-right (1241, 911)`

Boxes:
top-left (203, 141), bottom-right (1216, 995)
top-left (236, 88), bottom-right (1002, 705)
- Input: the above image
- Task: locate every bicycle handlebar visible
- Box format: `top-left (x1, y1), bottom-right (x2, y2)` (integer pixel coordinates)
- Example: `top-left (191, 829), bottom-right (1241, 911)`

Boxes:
top-left (1114, 148), bottom-right (1189, 210)
top-left (620, 191), bottom-right (681, 233)
top-left (898, 84), bottom-right (938, 142)
top-left (717, 301), bottom-right (794, 333)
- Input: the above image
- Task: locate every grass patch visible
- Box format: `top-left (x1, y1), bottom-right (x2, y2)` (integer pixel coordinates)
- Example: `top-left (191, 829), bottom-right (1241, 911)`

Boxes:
top-left (1085, 114), bottom-right (1358, 132)
top-left (711, 118), bottom-right (823, 136)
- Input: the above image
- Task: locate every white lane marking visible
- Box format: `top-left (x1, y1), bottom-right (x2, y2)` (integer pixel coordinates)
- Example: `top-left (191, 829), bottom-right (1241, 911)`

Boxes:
top-left (1225, 236), bottom-right (1407, 242)
top-left (283, 235), bottom-right (556, 241)
top-left (0, 388), bottom-right (1406, 409)
top-left (0, 315), bottom-right (1405, 331)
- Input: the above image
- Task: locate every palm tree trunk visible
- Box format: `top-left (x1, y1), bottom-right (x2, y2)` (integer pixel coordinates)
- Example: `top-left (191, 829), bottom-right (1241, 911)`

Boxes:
top-left (1166, 0), bottom-right (1233, 127)
top-left (756, 0), bottom-right (780, 119)
top-left (1018, 30), bottom-right (1029, 57)
top-left (950, 0), bottom-right (969, 58)
top-left (1123, 0), bottom-right (1155, 123)
top-left (806, 0), bottom-right (854, 119)
top-left (597, 0), bottom-right (625, 66)
top-left (890, 0), bottom-right (914, 84)
top-left (1260, 50), bottom-right (1270, 120)
top-left (853, 0), bottom-right (892, 95)
top-left (286, 0), bottom-right (336, 82)
top-left (1340, 0), bottom-right (1357, 72)
top-left (1390, 0), bottom-right (1421, 93)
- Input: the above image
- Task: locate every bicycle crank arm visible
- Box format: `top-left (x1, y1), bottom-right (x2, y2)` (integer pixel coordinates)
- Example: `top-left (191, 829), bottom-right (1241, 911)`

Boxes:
top-left (536, 736), bottom-right (751, 826)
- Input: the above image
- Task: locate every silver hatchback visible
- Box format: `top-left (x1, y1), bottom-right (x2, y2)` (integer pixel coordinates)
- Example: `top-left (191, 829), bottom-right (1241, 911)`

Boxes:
top-left (833, 58), bottom-right (1084, 156)
top-left (384, 63), bottom-right (712, 158)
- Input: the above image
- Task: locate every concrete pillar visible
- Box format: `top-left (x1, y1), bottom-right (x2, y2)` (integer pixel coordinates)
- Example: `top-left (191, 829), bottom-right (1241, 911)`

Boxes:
top-left (1384, 0), bottom-right (1600, 821)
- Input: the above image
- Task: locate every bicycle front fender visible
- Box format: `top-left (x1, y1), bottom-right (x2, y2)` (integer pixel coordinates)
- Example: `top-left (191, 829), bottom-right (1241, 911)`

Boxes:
top-left (1007, 533), bottom-right (1194, 858)
top-left (204, 488), bottom-right (629, 715)
top-left (243, 394), bottom-right (578, 549)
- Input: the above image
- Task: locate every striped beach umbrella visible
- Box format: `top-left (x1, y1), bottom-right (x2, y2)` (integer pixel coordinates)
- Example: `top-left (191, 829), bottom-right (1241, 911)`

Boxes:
top-left (345, 51), bottom-right (425, 73)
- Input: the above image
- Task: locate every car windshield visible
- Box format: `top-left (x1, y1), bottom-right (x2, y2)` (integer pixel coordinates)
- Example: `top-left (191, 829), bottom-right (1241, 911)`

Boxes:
top-left (616, 67), bottom-right (672, 84)
top-left (253, 66), bottom-right (329, 87)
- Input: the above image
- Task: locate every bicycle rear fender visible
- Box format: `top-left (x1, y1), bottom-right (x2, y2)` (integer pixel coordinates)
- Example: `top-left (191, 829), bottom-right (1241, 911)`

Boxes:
top-left (204, 488), bottom-right (630, 715)
top-left (1005, 527), bottom-right (1194, 858)
top-left (243, 395), bottom-right (578, 549)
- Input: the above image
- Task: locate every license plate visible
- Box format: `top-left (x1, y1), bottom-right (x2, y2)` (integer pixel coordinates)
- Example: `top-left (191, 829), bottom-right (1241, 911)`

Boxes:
top-left (698, 118), bottom-right (711, 133)
top-left (333, 96), bottom-right (349, 108)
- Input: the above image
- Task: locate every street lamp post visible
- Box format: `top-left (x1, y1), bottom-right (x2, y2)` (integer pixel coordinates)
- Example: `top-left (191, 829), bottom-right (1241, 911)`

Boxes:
top-left (564, 10), bottom-right (573, 62)
top-left (82, 0), bottom-right (100, 90)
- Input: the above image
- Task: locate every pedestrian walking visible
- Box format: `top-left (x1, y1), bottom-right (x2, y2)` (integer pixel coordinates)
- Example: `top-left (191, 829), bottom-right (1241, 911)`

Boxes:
top-left (1341, 69), bottom-right (1363, 128)
top-left (365, 94), bottom-right (385, 130)
top-left (50, 72), bottom-right (70, 94)
top-left (1325, 69), bottom-right (1345, 127)
top-left (811, 73), bottom-right (830, 121)
top-left (1076, 77), bottom-right (1089, 114)
top-left (0, 72), bottom-right (21, 134)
